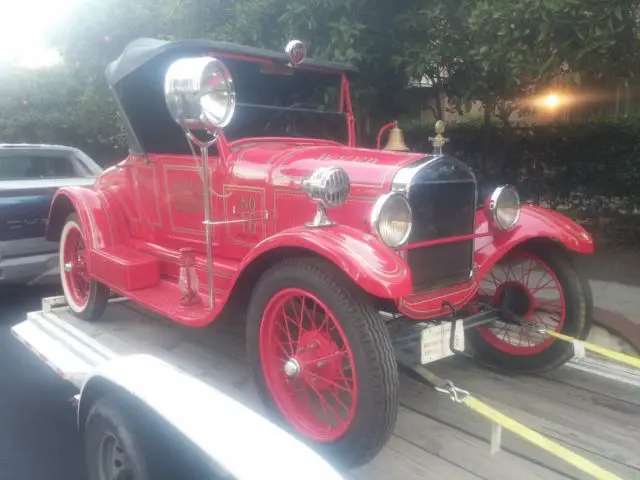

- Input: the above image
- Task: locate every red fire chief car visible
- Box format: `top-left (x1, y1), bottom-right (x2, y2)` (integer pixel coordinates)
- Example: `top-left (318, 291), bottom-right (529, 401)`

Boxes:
top-left (46, 38), bottom-right (594, 467)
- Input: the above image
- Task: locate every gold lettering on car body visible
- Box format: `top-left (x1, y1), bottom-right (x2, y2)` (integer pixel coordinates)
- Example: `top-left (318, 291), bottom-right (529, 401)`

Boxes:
top-left (171, 180), bottom-right (203, 213)
top-left (240, 195), bottom-right (258, 236)
top-left (317, 153), bottom-right (379, 164)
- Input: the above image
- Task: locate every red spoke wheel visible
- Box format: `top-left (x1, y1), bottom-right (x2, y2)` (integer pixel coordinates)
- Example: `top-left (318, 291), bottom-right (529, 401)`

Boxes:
top-left (247, 257), bottom-right (398, 468)
top-left (467, 245), bottom-right (593, 373)
top-left (60, 213), bottom-right (110, 321)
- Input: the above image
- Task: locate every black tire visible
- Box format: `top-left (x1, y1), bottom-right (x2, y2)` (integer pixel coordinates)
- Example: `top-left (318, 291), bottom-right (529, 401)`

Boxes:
top-left (246, 257), bottom-right (399, 469)
top-left (60, 213), bottom-right (109, 321)
top-left (84, 394), bottom-right (224, 480)
top-left (84, 394), bottom-right (156, 480)
top-left (466, 245), bottom-right (593, 373)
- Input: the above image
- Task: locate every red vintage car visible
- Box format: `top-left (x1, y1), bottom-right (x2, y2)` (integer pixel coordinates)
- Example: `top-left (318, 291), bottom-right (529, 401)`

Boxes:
top-left (46, 38), bottom-right (594, 467)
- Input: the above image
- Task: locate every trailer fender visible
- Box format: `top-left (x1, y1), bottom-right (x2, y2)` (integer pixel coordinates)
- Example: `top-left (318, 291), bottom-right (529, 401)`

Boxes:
top-left (46, 186), bottom-right (128, 249)
top-left (239, 224), bottom-right (413, 298)
top-left (78, 354), bottom-right (344, 480)
top-left (474, 204), bottom-right (594, 279)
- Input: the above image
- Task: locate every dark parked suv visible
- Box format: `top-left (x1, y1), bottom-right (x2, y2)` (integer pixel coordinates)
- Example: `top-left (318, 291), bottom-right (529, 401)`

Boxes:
top-left (0, 144), bottom-right (102, 285)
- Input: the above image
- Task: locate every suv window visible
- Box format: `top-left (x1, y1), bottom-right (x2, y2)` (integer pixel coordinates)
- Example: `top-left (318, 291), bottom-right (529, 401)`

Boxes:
top-left (0, 154), bottom-right (88, 180)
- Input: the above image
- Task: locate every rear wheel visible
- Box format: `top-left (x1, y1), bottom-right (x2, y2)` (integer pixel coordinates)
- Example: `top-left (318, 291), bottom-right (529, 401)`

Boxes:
top-left (60, 213), bottom-right (109, 320)
top-left (84, 395), bottom-right (153, 480)
top-left (246, 257), bottom-right (398, 468)
top-left (467, 245), bottom-right (592, 373)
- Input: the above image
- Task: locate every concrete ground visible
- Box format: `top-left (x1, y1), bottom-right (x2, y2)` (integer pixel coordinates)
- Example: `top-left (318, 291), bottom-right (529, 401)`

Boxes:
top-left (575, 249), bottom-right (640, 354)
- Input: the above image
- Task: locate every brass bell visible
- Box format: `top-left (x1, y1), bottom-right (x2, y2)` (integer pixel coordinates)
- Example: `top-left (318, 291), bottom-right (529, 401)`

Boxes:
top-left (384, 122), bottom-right (410, 152)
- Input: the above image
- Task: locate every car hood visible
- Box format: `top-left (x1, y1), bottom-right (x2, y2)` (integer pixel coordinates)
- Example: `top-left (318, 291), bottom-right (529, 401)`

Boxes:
top-left (230, 142), bottom-right (428, 196)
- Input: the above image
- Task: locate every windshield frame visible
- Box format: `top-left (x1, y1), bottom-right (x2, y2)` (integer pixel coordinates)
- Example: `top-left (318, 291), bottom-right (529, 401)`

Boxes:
top-left (212, 54), bottom-right (356, 148)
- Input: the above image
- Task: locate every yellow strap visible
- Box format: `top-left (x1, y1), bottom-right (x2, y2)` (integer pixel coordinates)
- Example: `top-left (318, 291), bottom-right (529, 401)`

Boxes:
top-left (462, 395), bottom-right (623, 480)
top-left (546, 330), bottom-right (640, 369)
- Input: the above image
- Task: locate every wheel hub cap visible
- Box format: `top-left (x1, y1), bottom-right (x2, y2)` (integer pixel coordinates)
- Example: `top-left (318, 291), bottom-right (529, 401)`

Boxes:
top-left (497, 281), bottom-right (535, 319)
top-left (284, 358), bottom-right (301, 377)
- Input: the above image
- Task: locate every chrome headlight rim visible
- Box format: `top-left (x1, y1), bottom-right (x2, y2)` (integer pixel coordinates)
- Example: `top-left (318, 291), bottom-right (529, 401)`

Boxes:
top-left (370, 192), bottom-right (413, 248)
top-left (489, 184), bottom-right (521, 231)
top-left (163, 56), bottom-right (236, 132)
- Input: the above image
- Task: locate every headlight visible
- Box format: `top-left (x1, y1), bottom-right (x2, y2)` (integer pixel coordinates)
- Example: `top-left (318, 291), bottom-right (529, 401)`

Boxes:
top-left (371, 193), bottom-right (412, 247)
top-left (164, 56), bottom-right (236, 131)
top-left (489, 185), bottom-right (521, 231)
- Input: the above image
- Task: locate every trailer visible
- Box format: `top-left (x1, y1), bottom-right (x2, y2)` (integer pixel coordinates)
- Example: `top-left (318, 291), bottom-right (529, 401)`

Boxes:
top-left (12, 295), bottom-right (640, 480)
top-left (11, 295), bottom-right (345, 480)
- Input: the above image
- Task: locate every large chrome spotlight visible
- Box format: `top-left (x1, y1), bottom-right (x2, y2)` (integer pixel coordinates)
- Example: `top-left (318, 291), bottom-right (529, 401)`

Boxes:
top-left (370, 192), bottom-right (412, 248)
top-left (488, 185), bottom-right (521, 231)
top-left (164, 56), bottom-right (236, 132)
top-left (302, 167), bottom-right (350, 226)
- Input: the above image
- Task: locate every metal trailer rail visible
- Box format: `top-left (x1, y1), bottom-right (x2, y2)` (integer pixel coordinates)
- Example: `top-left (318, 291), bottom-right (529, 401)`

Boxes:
top-left (12, 296), bottom-right (640, 480)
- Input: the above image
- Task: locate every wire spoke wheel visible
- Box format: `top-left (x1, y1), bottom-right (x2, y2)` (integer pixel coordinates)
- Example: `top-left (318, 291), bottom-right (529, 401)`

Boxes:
top-left (476, 250), bottom-right (566, 355)
top-left (63, 224), bottom-right (91, 308)
top-left (467, 246), bottom-right (591, 373)
top-left (260, 288), bottom-right (358, 442)
top-left (59, 213), bottom-right (109, 320)
top-left (247, 258), bottom-right (398, 467)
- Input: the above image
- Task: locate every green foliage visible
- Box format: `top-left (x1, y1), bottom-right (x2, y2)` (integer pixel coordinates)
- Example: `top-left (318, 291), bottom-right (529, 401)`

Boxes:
top-left (400, 117), bottom-right (640, 207)
top-left (1, 0), bottom-right (640, 169)
top-left (396, 0), bottom-right (640, 122)
top-left (0, 66), bottom-right (126, 164)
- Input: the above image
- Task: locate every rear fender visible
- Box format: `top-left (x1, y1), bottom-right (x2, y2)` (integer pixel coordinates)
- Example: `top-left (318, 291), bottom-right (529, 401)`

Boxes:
top-left (474, 204), bottom-right (594, 278)
top-left (239, 225), bottom-right (412, 298)
top-left (46, 186), bottom-right (128, 250)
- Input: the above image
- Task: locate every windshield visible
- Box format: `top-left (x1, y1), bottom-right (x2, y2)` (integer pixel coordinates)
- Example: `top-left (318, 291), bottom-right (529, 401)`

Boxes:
top-left (221, 58), bottom-right (347, 144)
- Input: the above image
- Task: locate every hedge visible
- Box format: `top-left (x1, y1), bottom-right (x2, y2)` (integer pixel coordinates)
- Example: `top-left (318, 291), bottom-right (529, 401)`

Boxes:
top-left (384, 118), bottom-right (640, 246)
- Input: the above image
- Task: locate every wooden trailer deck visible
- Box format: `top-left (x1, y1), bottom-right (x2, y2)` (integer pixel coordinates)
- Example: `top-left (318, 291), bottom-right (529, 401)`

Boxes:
top-left (43, 301), bottom-right (640, 480)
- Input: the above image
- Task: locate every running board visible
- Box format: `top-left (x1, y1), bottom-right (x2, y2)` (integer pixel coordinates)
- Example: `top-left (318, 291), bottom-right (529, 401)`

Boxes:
top-left (11, 298), bottom-right (121, 388)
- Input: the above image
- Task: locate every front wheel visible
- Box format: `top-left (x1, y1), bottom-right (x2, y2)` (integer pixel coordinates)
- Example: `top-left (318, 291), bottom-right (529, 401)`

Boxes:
top-left (467, 245), bottom-right (593, 373)
top-left (246, 257), bottom-right (399, 468)
top-left (60, 213), bottom-right (109, 321)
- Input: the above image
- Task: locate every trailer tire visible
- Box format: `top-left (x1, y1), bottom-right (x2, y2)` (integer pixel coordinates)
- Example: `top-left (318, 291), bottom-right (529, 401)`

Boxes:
top-left (246, 257), bottom-right (399, 469)
top-left (60, 213), bottom-right (109, 321)
top-left (84, 394), bottom-right (157, 480)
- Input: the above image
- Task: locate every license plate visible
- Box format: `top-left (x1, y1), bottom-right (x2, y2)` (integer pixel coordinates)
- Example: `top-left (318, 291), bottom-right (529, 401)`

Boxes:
top-left (420, 320), bottom-right (465, 365)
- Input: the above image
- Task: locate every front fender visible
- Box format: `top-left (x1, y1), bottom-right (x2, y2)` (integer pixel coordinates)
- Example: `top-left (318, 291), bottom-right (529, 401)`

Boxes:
top-left (46, 186), bottom-right (127, 250)
top-left (79, 355), bottom-right (343, 480)
top-left (474, 204), bottom-right (594, 278)
top-left (241, 225), bottom-right (412, 298)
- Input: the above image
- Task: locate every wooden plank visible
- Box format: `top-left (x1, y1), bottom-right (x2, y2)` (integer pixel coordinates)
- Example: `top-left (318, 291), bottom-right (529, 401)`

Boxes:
top-left (399, 375), bottom-right (640, 480)
top-left (393, 406), bottom-right (565, 480)
top-left (542, 366), bottom-right (640, 406)
top-left (426, 358), bottom-right (640, 469)
top-left (65, 302), bottom-right (640, 479)
top-left (348, 435), bottom-right (482, 480)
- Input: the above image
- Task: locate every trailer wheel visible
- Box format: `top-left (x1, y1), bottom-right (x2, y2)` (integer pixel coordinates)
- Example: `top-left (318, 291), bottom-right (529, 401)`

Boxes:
top-left (60, 213), bottom-right (109, 320)
top-left (84, 394), bottom-right (155, 480)
top-left (246, 257), bottom-right (399, 468)
top-left (467, 245), bottom-right (593, 373)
